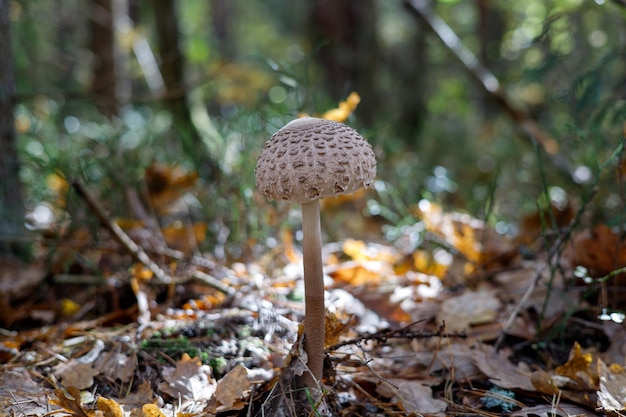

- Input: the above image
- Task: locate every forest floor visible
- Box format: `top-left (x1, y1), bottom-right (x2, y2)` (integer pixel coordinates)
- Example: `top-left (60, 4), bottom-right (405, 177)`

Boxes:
top-left (1, 187), bottom-right (626, 417)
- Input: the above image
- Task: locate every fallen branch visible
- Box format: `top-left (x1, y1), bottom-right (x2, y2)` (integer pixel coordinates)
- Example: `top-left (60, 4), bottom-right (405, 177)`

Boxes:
top-left (404, 0), bottom-right (573, 178)
top-left (71, 181), bottom-right (235, 297)
top-left (72, 181), bottom-right (174, 285)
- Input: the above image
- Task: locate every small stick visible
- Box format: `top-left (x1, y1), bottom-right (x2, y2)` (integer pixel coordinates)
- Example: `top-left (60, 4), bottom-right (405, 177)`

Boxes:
top-left (72, 181), bottom-right (236, 297)
top-left (72, 180), bottom-right (173, 285)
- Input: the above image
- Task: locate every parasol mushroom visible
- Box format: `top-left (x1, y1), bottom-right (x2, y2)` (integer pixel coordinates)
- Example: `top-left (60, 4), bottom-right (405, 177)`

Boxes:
top-left (254, 117), bottom-right (377, 387)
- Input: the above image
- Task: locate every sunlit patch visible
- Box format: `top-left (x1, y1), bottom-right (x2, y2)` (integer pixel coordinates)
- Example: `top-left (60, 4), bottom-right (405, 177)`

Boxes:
top-left (26, 203), bottom-right (55, 230)
top-left (598, 308), bottom-right (625, 324)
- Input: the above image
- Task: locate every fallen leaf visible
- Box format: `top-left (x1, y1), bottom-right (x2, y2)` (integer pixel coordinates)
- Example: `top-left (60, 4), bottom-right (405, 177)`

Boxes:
top-left (54, 360), bottom-right (99, 390)
top-left (321, 92), bottom-right (361, 122)
top-left (511, 403), bottom-right (598, 417)
top-left (555, 342), bottom-right (598, 391)
top-left (214, 364), bottom-right (251, 411)
top-left (159, 353), bottom-right (216, 402)
top-left (437, 290), bottom-right (501, 332)
top-left (472, 344), bottom-right (535, 391)
top-left (142, 404), bottom-right (168, 417)
top-left (97, 397), bottom-right (124, 417)
top-left (566, 224), bottom-right (626, 277)
top-left (95, 345), bottom-right (137, 384)
top-left (416, 200), bottom-right (514, 267)
top-left (49, 387), bottom-right (94, 417)
top-left (597, 359), bottom-right (626, 413)
top-left (145, 163), bottom-right (198, 214)
top-left (377, 378), bottom-right (447, 413)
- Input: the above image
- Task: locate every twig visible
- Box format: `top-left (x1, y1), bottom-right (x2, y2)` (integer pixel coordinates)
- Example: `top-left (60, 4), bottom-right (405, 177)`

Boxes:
top-left (326, 321), bottom-right (465, 352)
top-left (494, 187), bottom-right (598, 350)
top-left (72, 180), bottom-right (236, 297)
top-left (404, 0), bottom-right (573, 178)
top-left (72, 180), bottom-right (173, 285)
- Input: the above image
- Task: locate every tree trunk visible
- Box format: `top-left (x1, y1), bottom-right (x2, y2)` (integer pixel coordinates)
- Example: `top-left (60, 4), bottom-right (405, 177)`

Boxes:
top-left (211, 0), bottom-right (235, 60)
top-left (0, 0), bottom-right (26, 257)
top-left (309, 0), bottom-right (379, 124)
top-left (152, 0), bottom-right (220, 180)
top-left (90, 0), bottom-right (119, 117)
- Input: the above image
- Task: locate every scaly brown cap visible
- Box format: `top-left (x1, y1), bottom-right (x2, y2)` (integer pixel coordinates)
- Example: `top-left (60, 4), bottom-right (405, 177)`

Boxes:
top-left (255, 117), bottom-right (376, 203)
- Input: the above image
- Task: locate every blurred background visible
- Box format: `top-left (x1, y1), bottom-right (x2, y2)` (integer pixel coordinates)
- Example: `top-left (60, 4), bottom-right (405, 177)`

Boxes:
top-left (2, 0), bottom-right (625, 261)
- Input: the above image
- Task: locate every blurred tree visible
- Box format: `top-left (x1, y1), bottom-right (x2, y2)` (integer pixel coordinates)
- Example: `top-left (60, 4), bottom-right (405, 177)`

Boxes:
top-left (211, 0), bottom-right (235, 60)
top-left (0, 0), bottom-right (25, 257)
top-left (90, 0), bottom-right (119, 116)
top-left (152, 0), bottom-right (220, 180)
top-left (309, 0), bottom-right (379, 124)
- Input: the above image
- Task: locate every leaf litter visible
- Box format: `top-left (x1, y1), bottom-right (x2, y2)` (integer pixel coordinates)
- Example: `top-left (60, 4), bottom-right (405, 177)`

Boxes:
top-left (1, 174), bottom-right (626, 416)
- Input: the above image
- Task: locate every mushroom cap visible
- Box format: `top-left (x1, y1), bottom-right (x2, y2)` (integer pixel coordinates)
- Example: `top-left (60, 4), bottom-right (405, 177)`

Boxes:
top-left (255, 117), bottom-right (377, 203)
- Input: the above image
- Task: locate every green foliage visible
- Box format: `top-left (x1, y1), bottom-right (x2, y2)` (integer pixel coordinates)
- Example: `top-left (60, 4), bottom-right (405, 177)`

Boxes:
top-left (10, 0), bottom-right (626, 258)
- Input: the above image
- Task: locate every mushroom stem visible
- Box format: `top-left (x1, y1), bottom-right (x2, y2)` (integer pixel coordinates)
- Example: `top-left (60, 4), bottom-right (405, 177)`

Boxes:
top-left (300, 199), bottom-right (325, 386)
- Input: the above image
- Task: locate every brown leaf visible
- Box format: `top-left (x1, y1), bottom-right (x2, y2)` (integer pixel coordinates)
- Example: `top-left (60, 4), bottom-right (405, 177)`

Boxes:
top-left (53, 360), bottom-right (99, 390)
top-left (437, 290), bottom-right (501, 332)
top-left (566, 224), bottom-right (626, 277)
top-left (214, 364), bottom-right (251, 411)
top-left (472, 344), bottom-right (535, 391)
top-left (49, 387), bottom-right (95, 417)
top-left (376, 378), bottom-right (447, 413)
top-left (145, 163), bottom-right (198, 214)
top-left (161, 222), bottom-right (207, 253)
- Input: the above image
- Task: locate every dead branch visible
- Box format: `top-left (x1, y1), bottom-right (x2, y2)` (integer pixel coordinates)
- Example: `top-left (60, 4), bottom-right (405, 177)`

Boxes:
top-left (72, 180), bottom-right (174, 285)
top-left (404, 0), bottom-right (573, 178)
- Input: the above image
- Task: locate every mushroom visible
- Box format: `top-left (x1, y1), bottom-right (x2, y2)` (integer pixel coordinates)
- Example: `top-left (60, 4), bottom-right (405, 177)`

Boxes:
top-left (254, 117), bottom-right (377, 387)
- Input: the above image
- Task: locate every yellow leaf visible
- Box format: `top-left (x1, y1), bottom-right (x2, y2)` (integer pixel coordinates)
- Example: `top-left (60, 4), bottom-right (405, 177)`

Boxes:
top-left (46, 172), bottom-right (70, 208)
top-left (555, 342), bottom-right (598, 390)
top-left (162, 221), bottom-right (207, 254)
top-left (321, 92), bottom-right (361, 122)
top-left (142, 404), bottom-right (167, 417)
top-left (97, 397), bottom-right (124, 417)
top-left (60, 298), bottom-right (80, 316)
top-left (145, 163), bottom-right (199, 214)
top-left (412, 250), bottom-right (448, 278)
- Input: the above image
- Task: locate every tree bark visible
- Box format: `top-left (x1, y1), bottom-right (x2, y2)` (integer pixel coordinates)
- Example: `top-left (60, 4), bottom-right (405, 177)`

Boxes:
top-left (152, 0), bottom-right (220, 180)
top-left (0, 0), bottom-right (26, 257)
top-left (309, 0), bottom-right (379, 125)
top-left (90, 0), bottom-right (119, 117)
